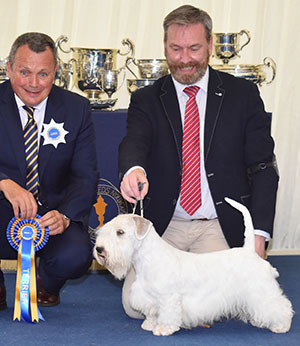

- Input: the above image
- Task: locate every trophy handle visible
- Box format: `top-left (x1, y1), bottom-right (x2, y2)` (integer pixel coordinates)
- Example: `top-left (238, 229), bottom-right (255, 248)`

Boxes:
top-left (116, 67), bottom-right (126, 92)
top-left (55, 35), bottom-right (72, 54)
top-left (67, 58), bottom-right (77, 90)
top-left (119, 38), bottom-right (135, 57)
top-left (263, 57), bottom-right (276, 84)
top-left (238, 30), bottom-right (251, 52)
top-left (125, 57), bottom-right (139, 79)
top-left (118, 38), bottom-right (136, 74)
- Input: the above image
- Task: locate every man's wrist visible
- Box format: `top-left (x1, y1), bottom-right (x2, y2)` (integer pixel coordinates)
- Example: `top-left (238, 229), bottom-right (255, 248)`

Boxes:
top-left (254, 229), bottom-right (270, 242)
top-left (125, 166), bottom-right (146, 177)
top-left (62, 214), bottom-right (71, 228)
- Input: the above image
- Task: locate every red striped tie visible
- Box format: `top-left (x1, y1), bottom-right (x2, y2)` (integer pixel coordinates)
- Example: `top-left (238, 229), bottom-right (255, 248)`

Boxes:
top-left (180, 86), bottom-right (201, 215)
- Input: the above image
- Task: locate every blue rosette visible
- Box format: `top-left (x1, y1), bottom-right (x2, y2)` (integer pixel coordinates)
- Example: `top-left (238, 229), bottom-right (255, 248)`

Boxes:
top-left (6, 214), bottom-right (49, 323)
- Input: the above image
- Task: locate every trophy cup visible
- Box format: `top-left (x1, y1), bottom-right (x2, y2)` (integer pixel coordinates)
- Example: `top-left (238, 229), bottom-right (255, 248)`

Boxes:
top-left (213, 30), bottom-right (251, 64)
top-left (126, 57), bottom-right (169, 94)
top-left (101, 68), bottom-right (126, 99)
top-left (0, 58), bottom-right (8, 83)
top-left (56, 35), bottom-right (134, 108)
top-left (212, 57), bottom-right (276, 86)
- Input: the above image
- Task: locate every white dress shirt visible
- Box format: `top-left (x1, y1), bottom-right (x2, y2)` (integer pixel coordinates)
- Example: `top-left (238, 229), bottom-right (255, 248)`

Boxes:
top-left (172, 68), bottom-right (218, 220)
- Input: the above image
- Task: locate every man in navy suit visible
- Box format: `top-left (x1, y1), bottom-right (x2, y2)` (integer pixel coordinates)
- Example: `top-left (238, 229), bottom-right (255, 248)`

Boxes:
top-left (0, 32), bottom-right (98, 310)
top-left (119, 5), bottom-right (279, 318)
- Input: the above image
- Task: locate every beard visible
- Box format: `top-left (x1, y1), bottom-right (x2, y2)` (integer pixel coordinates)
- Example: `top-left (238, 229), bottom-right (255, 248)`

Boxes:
top-left (166, 50), bottom-right (210, 85)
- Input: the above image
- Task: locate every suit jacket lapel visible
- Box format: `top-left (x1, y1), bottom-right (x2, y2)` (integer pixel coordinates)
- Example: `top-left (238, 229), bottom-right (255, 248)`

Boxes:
top-left (38, 86), bottom-right (64, 180)
top-left (160, 75), bottom-right (183, 163)
top-left (1, 82), bottom-right (27, 178)
top-left (204, 66), bottom-right (225, 162)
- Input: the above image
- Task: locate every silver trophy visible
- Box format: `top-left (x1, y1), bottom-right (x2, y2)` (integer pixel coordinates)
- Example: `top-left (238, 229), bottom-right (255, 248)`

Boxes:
top-left (101, 68), bottom-right (126, 98)
top-left (126, 58), bottom-right (169, 79)
top-left (213, 30), bottom-right (251, 64)
top-left (0, 58), bottom-right (8, 83)
top-left (126, 57), bottom-right (169, 94)
top-left (54, 58), bottom-right (74, 90)
top-left (212, 57), bottom-right (276, 86)
top-left (56, 36), bottom-right (134, 108)
top-left (127, 79), bottom-right (156, 94)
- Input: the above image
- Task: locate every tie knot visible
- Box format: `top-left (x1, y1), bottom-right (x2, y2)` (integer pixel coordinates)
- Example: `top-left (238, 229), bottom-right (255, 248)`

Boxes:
top-left (184, 86), bottom-right (200, 98)
top-left (23, 105), bottom-right (35, 118)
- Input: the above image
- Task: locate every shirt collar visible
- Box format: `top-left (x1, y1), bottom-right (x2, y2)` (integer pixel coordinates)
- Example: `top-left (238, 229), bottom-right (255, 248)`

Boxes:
top-left (15, 94), bottom-right (48, 112)
top-left (172, 66), bottom-right (209, 96)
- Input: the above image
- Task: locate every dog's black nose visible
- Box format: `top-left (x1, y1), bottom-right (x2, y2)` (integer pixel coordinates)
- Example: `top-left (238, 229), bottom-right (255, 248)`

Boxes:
top-left (96, 246), bottom-right (104, 254)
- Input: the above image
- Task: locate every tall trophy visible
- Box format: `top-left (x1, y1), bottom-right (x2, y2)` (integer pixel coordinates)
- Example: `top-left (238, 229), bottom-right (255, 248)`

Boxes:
top-left (211, 29), bottom-right (276, 86)
top-left (56, 35), bottom-right (134, 109)
top-left (126, 54), bottom-right (169, 94)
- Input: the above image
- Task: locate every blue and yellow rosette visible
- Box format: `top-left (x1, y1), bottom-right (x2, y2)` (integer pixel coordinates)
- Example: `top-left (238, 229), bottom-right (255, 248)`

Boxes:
top-left (7, 215), bottom-right (49, 323)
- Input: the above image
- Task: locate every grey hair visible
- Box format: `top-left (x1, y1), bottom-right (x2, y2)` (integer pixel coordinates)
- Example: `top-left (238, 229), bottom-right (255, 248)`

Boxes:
top-left (163, 5), bottom-right (213, 42)
top-left (8, 32), bottom-right (57, 67)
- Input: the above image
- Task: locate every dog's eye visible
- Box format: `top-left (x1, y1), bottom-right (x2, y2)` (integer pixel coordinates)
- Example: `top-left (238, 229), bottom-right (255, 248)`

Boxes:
top-left (116, 229), bottom-right (125, 236)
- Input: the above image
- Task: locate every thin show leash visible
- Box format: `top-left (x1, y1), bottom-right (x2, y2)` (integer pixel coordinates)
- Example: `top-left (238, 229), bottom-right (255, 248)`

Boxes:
top-left (132, 181), bottom-right (146, 217)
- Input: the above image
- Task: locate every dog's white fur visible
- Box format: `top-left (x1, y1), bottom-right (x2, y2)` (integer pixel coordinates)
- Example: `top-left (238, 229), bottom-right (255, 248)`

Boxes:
top-left (94, 198), bottom-right (293, 336)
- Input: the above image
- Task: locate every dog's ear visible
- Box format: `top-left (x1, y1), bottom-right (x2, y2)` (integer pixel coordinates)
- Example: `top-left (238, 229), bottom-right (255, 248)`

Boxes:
top-left (132, 215), bottom-right (153, 240)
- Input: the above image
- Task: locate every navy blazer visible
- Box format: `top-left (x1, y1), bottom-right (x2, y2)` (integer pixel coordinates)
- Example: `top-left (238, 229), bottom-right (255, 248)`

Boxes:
top-left (119, 67), bottom-right (279, 247)
top-left (0, 80), bottom-right (98, 228)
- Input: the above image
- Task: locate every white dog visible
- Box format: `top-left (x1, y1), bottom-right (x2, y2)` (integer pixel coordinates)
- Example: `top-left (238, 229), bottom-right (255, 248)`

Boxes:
top-left (94, 198), bottom-right (293, 336)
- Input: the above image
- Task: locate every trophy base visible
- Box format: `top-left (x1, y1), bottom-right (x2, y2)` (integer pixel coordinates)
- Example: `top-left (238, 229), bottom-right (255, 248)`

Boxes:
top-left (90, 98), bottom-right (118, 110)
top-left (84, 90), bottom-right (104, 100)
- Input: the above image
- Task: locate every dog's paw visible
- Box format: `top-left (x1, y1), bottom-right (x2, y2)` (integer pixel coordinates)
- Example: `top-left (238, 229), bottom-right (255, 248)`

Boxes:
top-left (270, 325), bottom-right (291, 333)
top-left (141, 319), bottom-right (154, 331)
top-left (153, 324), bottom-right (180, 336)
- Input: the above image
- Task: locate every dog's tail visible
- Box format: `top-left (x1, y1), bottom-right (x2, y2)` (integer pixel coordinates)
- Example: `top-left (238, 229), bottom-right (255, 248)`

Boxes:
top-left (224, 197), bottom-right (255, 251)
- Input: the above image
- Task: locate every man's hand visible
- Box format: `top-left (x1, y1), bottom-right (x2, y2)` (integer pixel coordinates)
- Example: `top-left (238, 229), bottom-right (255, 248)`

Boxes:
top-left (0, 179), bottom-right (38, 219)
top-left (39, 210), bottom-right (70, 236)
top-left (255, 235), bottom-right (266, 259)
top-left (120, 169), bottom-right (149, 203)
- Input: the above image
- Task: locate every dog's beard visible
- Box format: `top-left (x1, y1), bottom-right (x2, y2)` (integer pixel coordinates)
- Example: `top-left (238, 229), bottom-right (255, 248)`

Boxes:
top-left (106, 260), bottom-right (131, 280)
top-left (95, 251), bottom-right (131, 280)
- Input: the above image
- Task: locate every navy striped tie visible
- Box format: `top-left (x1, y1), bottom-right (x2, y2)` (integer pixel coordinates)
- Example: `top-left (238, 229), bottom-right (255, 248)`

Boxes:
top-left (23, 105), bottom-right (39, 199)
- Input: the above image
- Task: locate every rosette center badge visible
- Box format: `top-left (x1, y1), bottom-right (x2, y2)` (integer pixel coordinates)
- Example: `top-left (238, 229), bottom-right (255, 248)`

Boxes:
top-left (21, 226), bottom-right (34, 240)
top-left (41, 119), bottom-right (69, 148)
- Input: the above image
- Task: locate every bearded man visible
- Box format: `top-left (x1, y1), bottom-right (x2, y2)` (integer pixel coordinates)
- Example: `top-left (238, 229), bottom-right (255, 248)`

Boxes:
top-left (118, 5), bottom-right (279, 319)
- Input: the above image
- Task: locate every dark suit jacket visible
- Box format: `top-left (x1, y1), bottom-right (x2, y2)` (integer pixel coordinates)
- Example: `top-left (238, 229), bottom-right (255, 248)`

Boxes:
top-left (119, 67), bottom-right (279, 247)
top-left (0, 80), bottom-right (98, 257)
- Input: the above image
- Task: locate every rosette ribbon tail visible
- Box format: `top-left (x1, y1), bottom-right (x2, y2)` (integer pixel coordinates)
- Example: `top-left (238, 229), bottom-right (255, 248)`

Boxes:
top-left (13, 243), bottom-right (22, 321)
top-left (13, 238), bottom-right (44, 323)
